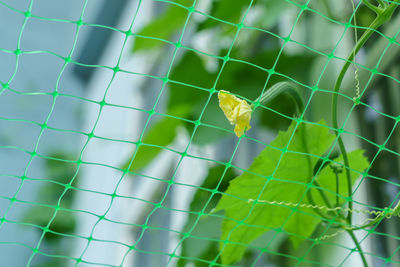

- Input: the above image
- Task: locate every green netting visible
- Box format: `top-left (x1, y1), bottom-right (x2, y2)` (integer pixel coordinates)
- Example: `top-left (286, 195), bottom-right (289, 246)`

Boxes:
top-left (1, 0), bottom-right (400, 266)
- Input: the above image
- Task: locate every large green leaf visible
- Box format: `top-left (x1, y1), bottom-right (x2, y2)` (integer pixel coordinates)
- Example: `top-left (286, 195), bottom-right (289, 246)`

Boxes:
top-left (215, 120), bottom-right (369, 264)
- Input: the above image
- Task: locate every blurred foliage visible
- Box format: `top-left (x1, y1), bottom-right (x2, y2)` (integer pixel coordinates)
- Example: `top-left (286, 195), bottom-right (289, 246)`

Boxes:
top-left (125, 0), bottom-right (400, 265)
top-left (198, 0), bottom-right (250, 30)
top-left (125, 0), bottom-right (317, 172)
top-left (124, 1), bottom-right (334, 264)
top-left (177, 165), bottom-right (236, 267)
top-left (24, 153), bottom-right (78, 267)
top-left (24, 153), bottom-right (77, 241)
top-left (133, 0), bottom-right (194, 51)
top-left (123, 107), bottom-right (188, 171)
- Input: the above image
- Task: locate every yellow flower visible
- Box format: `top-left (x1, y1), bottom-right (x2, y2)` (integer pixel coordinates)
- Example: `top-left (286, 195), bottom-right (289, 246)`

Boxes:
top-left (218, 90), bottom-right (252, 137)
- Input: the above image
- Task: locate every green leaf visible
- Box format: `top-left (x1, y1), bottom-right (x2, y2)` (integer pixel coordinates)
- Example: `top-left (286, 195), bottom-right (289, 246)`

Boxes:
top-left (190, 97), bottom-right (232, 145)
top-left (312, 149), bottom-right (370, 206)
top-left (24, 207), bottom-right (75, 241)
top-left (214, 120), bottom-right (369, 264)
top-left (122, 51), bottom-right (217, 171)
top-left (133, 0), bottom-right (193, 52)
top-left (199, 0), bottom-right (250, 31)
top-left (168, 51), bottom-right (225, 144)
top-left (123, 107), bottom-right (188, 172)
top-left (168, 51), bottom-right (215, 114)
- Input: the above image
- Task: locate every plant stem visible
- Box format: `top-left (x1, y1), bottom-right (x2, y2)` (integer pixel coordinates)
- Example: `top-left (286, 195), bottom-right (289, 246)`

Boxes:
top-left (346, 229), bottom-right (369, 267)
top-left (253, 82), bottom-right (304, 114)
top-left (362, 0), bottom-right (383, 14)
top-left (331, 0), bottom-right (399, 225)
top-left (392, 199), bottom-right (400, 216)
top-left (313, 180), bottom-right (334, 209)
top-left (306, 190), bottom-right (333, 220)
top-left (335, 172), bottom-right (340, 208)
top-left (346, 199), bottom-right (400, 231)
top-left (332, 19), bottom-right (375, 224)
top-left (332, 3), bottom-right (399, 266)
top-left (376, 0), bottom-right (386, 7)
top-left (300, 121), bottom-right (340, 220)
top-left (348, 214), bottom-right (385, 230)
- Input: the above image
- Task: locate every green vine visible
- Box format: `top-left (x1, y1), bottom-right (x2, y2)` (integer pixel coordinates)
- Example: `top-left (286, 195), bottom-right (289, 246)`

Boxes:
top-left (331, 0), bottom-right (400, 265)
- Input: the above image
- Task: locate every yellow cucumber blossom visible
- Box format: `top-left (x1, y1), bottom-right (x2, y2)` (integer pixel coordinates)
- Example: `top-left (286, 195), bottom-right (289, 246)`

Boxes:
top-left (218, 90), bottom-right (252, 137)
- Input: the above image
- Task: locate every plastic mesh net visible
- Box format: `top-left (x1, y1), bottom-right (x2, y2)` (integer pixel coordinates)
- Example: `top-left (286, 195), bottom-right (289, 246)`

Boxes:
top-left (1, 0), bottom-right (400, 266)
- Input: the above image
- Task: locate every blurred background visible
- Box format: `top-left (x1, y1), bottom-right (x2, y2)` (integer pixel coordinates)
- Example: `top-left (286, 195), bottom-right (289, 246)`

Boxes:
top-left (0, 0), bottom-right (400, 266)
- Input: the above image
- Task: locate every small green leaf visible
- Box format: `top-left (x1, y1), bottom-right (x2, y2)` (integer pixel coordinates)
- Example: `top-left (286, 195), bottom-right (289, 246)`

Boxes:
top-left (214, 120), bottom-right (369, 264)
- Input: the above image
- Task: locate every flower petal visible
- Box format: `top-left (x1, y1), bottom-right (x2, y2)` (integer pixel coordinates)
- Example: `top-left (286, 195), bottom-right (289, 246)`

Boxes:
top-left (218, 90), bottom-right (252, 137)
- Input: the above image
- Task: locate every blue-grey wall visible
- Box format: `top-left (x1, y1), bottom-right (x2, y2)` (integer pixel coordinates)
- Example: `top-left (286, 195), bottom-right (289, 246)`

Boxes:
top-left (0, 0), bottom-right (106, 266)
